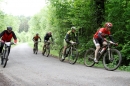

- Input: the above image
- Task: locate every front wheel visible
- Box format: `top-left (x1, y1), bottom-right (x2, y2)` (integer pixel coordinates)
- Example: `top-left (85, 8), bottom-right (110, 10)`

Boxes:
top-left (84, 48), bottom-right (95, 67)
top-left (68, 48), bottom-right (78, 64)
top-left (42, 45), bottom-right (50, 57)
top-left (103, 49), bottom-right (122, 71)
top-left (3, 49), bottom-right (9, 68)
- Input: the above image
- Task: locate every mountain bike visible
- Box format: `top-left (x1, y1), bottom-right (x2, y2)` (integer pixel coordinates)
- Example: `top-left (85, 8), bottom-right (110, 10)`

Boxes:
top-left (59, 43), bottom-right (78, 64)
top-left (1, 42), bottom-right (14, 68)
top-left (33, 41), bottom-right (40, 54)
top-left (42, 41), bottom-right (51, 57)
top-left (84, 41), bottom-right (122, 71)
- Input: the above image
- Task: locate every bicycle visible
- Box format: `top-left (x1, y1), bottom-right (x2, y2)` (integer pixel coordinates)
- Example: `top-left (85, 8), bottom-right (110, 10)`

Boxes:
top-left (42, 41), bottom-right (51, 57)
top-left (59, 42), bottom-right (78, 64)
top-left (33, 41), bottom-right (40, 54)
top-left (84, 41), bottom-right (122, 71)
top-left (1, 42), bottom-right (14, 68)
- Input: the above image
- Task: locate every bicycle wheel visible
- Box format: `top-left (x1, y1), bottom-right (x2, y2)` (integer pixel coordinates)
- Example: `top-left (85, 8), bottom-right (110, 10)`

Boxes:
top-left (45, 45), bottom-right (50, 57)
top-left (1, 50), bottom-right (5, 65)
top-left (68, 47), bottom-right (78, 64)
top-left (84, 48), bottom-right (95, 67)
top-left (3, 49), bottom-right (9, 68)
top-left (42, 46), bottom-right (46, 55)
top-left (103, 49), bottom-right (122, 71)
top-left (35, 44), bottom-right (38, 54)
top-left (59, 47), bottom-right (65, 62)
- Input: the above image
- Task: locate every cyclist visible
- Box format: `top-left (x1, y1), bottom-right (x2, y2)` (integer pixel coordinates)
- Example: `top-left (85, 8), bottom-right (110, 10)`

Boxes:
top-left (62, 26), bottom-right (79, 60)
top-left (93, 22), bottom-right (116, 63)
top-left (43, 32), bottom-right (53, 49)
top-left (32, 33), bottom-right (41, 51)
top-left (0, 27), bottom-right (17, 63)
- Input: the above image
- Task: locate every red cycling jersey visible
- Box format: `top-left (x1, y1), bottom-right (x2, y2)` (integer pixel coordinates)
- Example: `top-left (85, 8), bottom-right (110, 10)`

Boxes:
top-left (0, 30), bottom-right (17, 42)
top-left (93, 28), bottom-right (110, 39)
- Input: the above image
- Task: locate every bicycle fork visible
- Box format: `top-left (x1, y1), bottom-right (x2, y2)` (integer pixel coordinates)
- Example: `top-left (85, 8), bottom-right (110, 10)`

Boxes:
top-left (107, 47), bottom-right (112, 61)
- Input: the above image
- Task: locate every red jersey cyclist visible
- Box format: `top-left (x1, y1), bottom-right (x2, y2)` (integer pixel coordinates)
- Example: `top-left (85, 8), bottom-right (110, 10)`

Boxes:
top-left (0, 27), bottom-right (17, 64)
top-left (93, 22), bottom-right (116, 63)
top-left (32, 33), bottom-right (41, 51)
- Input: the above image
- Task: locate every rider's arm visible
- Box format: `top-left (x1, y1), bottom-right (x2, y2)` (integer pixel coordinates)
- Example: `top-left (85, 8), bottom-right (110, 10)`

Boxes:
top-left (12, 31), bottom-right (17, 43)
top-left (74, 33), bottom-right (79, 44)
top-left (50, 35), bottom-right (54, 42)
top-left (39, 37), bottom-right (41, 41)
top-left (98, 32), bottom-right (104, 41)
top-left (65, 34), bottom-right (71, 44)
top-left (108, 35), bottom-right (114, 42)
top-left (0, 30), bottom-right (6, 38)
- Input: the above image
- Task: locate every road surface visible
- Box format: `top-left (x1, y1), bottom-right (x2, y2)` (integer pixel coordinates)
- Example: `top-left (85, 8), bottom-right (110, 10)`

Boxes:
top-left (0, 43), bottom-right (129, 86)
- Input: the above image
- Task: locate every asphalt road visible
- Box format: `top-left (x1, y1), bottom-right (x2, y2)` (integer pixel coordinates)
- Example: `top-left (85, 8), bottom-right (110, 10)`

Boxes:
top-left (0, 43), bottom-right (129, 86)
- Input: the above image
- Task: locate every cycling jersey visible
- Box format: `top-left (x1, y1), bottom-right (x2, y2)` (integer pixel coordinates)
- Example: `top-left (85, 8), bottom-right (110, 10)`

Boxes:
top-left (44, 33), bottom-right (53, 41)
top-left (65, 30), bottom-right (78, 44)
top-left (94, 28), bottom-right (110, 39)
top-left (0, 30), bottom-right (17, 42)
top-left (33, 36), bottom-right (41, 41)
top-left (93, 28), bottom-right (114, 46)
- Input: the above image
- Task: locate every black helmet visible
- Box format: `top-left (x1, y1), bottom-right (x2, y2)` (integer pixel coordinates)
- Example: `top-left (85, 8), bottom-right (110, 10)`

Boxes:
top-left (7, 27), bottom-right (12, 31)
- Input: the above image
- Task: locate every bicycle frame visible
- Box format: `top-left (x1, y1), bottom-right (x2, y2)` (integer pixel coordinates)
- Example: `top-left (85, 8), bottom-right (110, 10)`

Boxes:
top-left (97, 41), bottom-right (114, 61)
top-left (65, 43), bottom-right (77, 57)
top-left (2, 42), bottom-right (14, 68)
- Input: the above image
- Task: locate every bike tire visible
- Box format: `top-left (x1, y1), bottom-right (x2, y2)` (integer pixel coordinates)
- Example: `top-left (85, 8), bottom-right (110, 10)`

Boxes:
top-left (42, 47), bottom-right (46, 55)
top-left (103, 49), bottom-right (122, 71)
top-left (84, 48), bottom-right (95, 67)
top-left (1, 50), bottom-right (5, 65)
top-left (3, 49), bottom-right (9, 68)
top-left (35, 44), bottom-right (38, 54)
top-left (68, 48), bottom-right (78, 64)
top-left (59, 47), bottom-right (65, 62)
top-left (45, 47), bottom-right (50, 57)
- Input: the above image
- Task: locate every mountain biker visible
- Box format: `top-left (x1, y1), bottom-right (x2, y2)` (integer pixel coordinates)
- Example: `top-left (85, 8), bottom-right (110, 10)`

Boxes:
top-left (0, 27), bottom-right (17, 63)
top-left (32, 33), bottom-right (41, 51)
top-left (43, 32), bottom-right (53, 49)
top-left (62, 26), bottom-right (79, 60)
top-left (93, 22), bottom-right (116, 63)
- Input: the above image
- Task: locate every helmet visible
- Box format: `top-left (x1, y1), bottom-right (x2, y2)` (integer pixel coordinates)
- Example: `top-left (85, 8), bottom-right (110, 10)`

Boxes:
top-left (71, 26), bottom-right (76, 30)
top-left (36, 33), bottom-right (39, 35)
top-left (7, 27), bottom-right (12, 31)
top-left (48, 32), bottom-right (52, 35)
top-left (104, 22), bottom-right (113, 28)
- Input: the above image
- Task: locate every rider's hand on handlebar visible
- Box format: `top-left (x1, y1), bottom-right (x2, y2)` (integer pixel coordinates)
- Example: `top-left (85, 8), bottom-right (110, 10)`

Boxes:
top-left (0, 40), bottom-right (4, 43)
top-left (71, 41), bottom-right (76, 45)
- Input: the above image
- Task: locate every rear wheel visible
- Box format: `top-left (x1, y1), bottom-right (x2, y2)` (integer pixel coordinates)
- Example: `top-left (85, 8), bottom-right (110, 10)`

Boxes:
top-left (68, 48), bottom-right (78, 64)
top-left (84, 48), bottom-right (95, 67)
top-left (45, 45), bottom-right (50, 57)
top-left (103, 49), bottom-right (122, 71)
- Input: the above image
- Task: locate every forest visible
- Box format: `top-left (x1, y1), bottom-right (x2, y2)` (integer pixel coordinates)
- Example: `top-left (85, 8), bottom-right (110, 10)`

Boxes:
top-left (0, 0), bottom-right (130, 71)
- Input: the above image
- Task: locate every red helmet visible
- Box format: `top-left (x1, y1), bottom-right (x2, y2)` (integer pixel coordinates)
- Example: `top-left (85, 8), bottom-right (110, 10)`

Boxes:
top-left (104, 22), bottom-right (113, 28)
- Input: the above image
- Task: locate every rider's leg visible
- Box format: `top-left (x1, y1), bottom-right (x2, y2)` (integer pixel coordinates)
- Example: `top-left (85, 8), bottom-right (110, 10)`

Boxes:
top-left (93, 38), bottom-right (101, 62)
top-left (62, 39), bottom-right (67, 59)
top-left (0, 42), bottom-right (4, 54)
top-left (0, 43), bottom-right (4, 64)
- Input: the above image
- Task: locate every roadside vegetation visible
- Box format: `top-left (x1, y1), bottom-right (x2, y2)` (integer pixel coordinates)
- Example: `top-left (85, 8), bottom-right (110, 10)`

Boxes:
top-left (0, 0), bottom-right (130, 71)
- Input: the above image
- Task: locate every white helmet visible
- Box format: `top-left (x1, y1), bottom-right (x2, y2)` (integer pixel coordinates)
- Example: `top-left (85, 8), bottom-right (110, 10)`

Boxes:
top-left (71, 26), bottom-right (76, 30)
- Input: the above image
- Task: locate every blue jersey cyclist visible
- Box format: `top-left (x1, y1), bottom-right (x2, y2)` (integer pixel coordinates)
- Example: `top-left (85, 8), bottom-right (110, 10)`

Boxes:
top-left (62, 26), bottom-right (79, 60)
